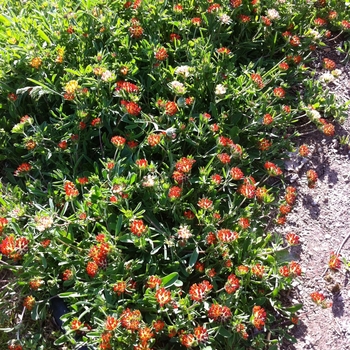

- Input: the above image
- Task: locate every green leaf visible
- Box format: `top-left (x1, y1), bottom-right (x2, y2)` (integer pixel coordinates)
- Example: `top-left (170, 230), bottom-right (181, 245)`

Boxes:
top-left (189, 246), bottom-right (199, 268)
top-left (218, 326), bottom-right (232, 338)
top-left (37, 28), bottom-right (51, 44)
top-left (162, 272), bottom-right (178, 288)
top-left (59, 292), bottom-right (86, 298)
top-left (284, 303), bottom-right (303, 313)
top-left (0, 14), bottom-right (12, 26)
top-left (65, 68), bottom-right (82, 76)
top-left (115, 214), bottom-right (123, 235)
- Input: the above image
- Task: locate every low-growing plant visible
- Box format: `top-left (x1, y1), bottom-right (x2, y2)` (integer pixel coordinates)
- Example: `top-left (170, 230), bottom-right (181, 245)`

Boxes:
top-left (0, 0), bottom-right (349, 349)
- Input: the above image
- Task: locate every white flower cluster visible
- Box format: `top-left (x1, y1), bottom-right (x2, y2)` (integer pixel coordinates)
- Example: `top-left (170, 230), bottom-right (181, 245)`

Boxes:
top-left (169, 81), bottom-right (186, 95)
top-left (266, 9), bottom-right (280, 21)
top-left (215, 84), bottom-right (227, 96)
top-left (35, 215), bottom-right (53, 232)
top-left (101, 70), bottom-right (115, 82)
top-left (218, 14), bottom-right (232, 25)
top-left (174, 65), bottom-right (192, 78)
top-left (177, 225), bottom-right (192, 240)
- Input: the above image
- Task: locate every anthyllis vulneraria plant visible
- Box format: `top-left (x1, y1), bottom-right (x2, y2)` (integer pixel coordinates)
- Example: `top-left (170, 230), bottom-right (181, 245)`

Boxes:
top-left (0, 0), bottom-right (349, 349)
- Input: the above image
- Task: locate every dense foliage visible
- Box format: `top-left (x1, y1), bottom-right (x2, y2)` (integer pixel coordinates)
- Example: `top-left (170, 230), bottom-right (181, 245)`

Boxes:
top-left (0, 0), bottom-right (349, 349)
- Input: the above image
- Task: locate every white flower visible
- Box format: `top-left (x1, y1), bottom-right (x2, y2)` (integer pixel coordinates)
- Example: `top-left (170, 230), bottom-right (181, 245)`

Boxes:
top-left (306, 29), bottom-right (321, 40)
top-left (215, 84), bottom-right (226, 96)
top-left (266, 9), bottom-right (280, 21)
top-left (142, 175), bottom-right (156, 188)
top-left (319, 72), bottom-right (335, 83)
top-left (332, 69), bottom-right (342, 78)
top-left (218, 14), bottom-right (232, 25)
top-left (35, 215), bottom-right (53, 232)
top-left (101, 70), bottom-right (114, 82)
top-left (169, 81), bottom-right (186, 95)
top-left (307, 108), bottom-right (321, 120)
top-left (174, 65), bottom-right (192, 78)
top-left (177, 225), bottom-right (192, 240)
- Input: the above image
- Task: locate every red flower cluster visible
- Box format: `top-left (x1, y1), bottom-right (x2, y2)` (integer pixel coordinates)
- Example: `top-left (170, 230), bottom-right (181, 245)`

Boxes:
top-left (217, 229), bottom-right (239, 243)
top-left (329, 251), bottom-right (341, 270)
top-left (251, 73), bottom-right (264, 89)
top-left (0, 235), bottom-right (29, 261)
top-left (89, 241), bottom-right (111, 269)
top-left (310, 291), bottom-right (331, 308)
top-left (264, 161), bottom-right (282, 176)
top-left (155, 287), bottom-right (172, 307)
top-left (208, 303), bottom-right (231, 322)
top-left (306, 169), bottom-right (318, 188)
top-left (130, 219), bottom-right (148, 237)
top-left (155, 47), bottom-right (168, 61)
top-left (252, 306), bottom-right (266, 330)
top-left (197, 197), bottom-right (213, 210)
top-left (121, 100), bottom-right (141, 116)
top-left (0, 217), bottom-right (9, 234)
top-left (64, 181), bottom-right (79, 198)
top-left (263, 113), bottom-right (274, 125)
top-left (147, 133), bottom-right (162, 147)
top-left (115, 81), bottom-right (139, 93)
top-left (23, 295), bottom-right (35, 311)
top-left (14, 162), bottom-right (31, 176)
top-left (285, 232), bottom-right (300, 246)
top-left (224, 274), bottom-right (240, 294)
top-left (121, 308), bottom-right (142, 331)
top-left (189, 280), bottom-right (213, 302)
top-left (175, 157), bottom-right (196, 173)
top-left (251, 263), bottom-right (265, 278)
top-left (323, 58), bottom-right (336, 71)
top-left (279, 261), bottom-right (302, 277)
top-left (168, 186), bottom-right (182, 199)
top-left (146, 275), bottom-right (162, 289)
top-left (273, 87), bottom-right (285, 98)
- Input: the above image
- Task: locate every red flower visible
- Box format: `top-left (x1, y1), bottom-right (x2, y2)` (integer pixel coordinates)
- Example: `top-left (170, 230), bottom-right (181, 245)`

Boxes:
top-left (8, 93), bottom-right (17, 101)
top-left (273, 87), bottom-right (285, 98)
top-left (91, 118), bottom-right (101, 127)
top-left (116, 81), bottom-right (139, 93)
top-left (105, 316), bottom-right (119, 331)
top-left (289, 261), bottom-right (302, 276)
top-left (0, 217), bottom-right (9, 233)
top-left (29, 279), bottom-right (43, 290)
top-left (252, 306), bottom-right (267, 330)
top-left (14, 163), bottom-right (31, 176)
top-left (135, 159), bottom-right (148, 169)
top-left (217, 153), bottom-right (231, 164)
top-left (251, 264), bottom-right (265, 278)
top-left (146, 275), bottom-right (162, 289)
top-left (130, 219), bottom-right (147, 237)
top-left (129, 25), bottom-right (144, 38)
top-left (251, 73), bottom-right (264, 89)
top-left (191, 17), bottom-right (201, 26)
top-left (184, 210), bottom-right (195, 220)
top-left (323, 58), bottom-right (336, 71)
top-left (306, 169), bottom-right (318, 187)
top-left (147, 134), bottom-right (162, 147)
top-left (341, 20), bottom-right (350, 30)
top-left (217, 229), bottom-right (239, 243)
top-left (217, 47), bottom-right (231, 55)
top-left (170, 33), bottom-right (181, 41)
top-left (23, 295), bottom-right (35, 311)
top-left (62, 269), bottom-right (73, 281)
top-left (279, 204), bottom-right (292, 215)
top-left (329, 251), bottom-right (341, 270)
top-left (155, 287), bottom-right (172, 307)
top-left (64, 181), bottom-right (79, 198)
top-left (175, 157), bottom-right (195, 173)
top-left (211, 174), bottom-right (222, 185)
top-left (230, 0), bottom-right (242, 7)
top-left (230, 167), bottom-right (244, 180)
top-left (258, 138), bottom-right (272, 151)
top-left (165, 101), bottom-right (178, 116)
top-left (225, 274), bottom-right (240, 294)
top-left (153, 319), bottom-right (165, 332)
top-left (285, 232), bottom-right (300, 246)
top-left (110, 136), bottom-right (126, 149)
top-left (207, 3), bottom-right (221, 13)
top-left (113, 281), bottom-right (127, 295)
top-left (310, 291), bottom-right (326, 305)
top-left (261, 16), bottom-right (271, 26)
top-left (322, 123), bottom-right (335, 136)
top-left (189, 280), bottom-right (213, 302)
top-left (138, 326), bottom-right (154, 343)
top-left (197, 198), bottom-right (213, 210)
top-left (289, 35), bottom-right (300, 46)
top-left (86, 261), bottom-right (99, 277)
top-left (121, 100), bottom-right (141, 116)
top-left (120, 308), bottom-right (142, 331)
top-left (279, 62), bottom-right (289, 71)
top-left (314, 17), bottom-right (327, 26)
top-left (173, 4), bottom-right (183, 12)
top-left (180, 334), bottom-right (197, 348)
top-left (155, 47), bottom-right (168, 61)
top-left (194, 261), bottom-right (205, 272)
top-left (77, 177), bottom-right (89, 185)
top-left (58, 140), bottom-right (68, 149)
top-left (238, 184), bottom-right (256, 198)
top-left (263, 113), bottom-right (274, 125)
top-left (299, 144), bottom-right (310, 157)
top-left (168, 186), bottom-right (182, 199)
top-left (194, 326), bottom-right (209, 343)
top-left (208, 304), bottom-right (231, 322)
top-left (238, 217), bottom-right (250, 229)
top-left (238, 14), bottom-right (251, 23)
top-left (264, 161), bottom-right (282, 176)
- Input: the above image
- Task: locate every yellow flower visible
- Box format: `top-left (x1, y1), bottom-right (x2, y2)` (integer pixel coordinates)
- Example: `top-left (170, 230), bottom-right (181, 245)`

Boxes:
top-left (30, 57), bottom-right (42, 69)
top-left (64, 80), bottom-right (79, 94)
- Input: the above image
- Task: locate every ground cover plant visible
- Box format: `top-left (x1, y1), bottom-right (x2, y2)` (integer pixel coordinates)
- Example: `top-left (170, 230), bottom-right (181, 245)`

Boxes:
top-left (0, 0), bottom-right (349, 349)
